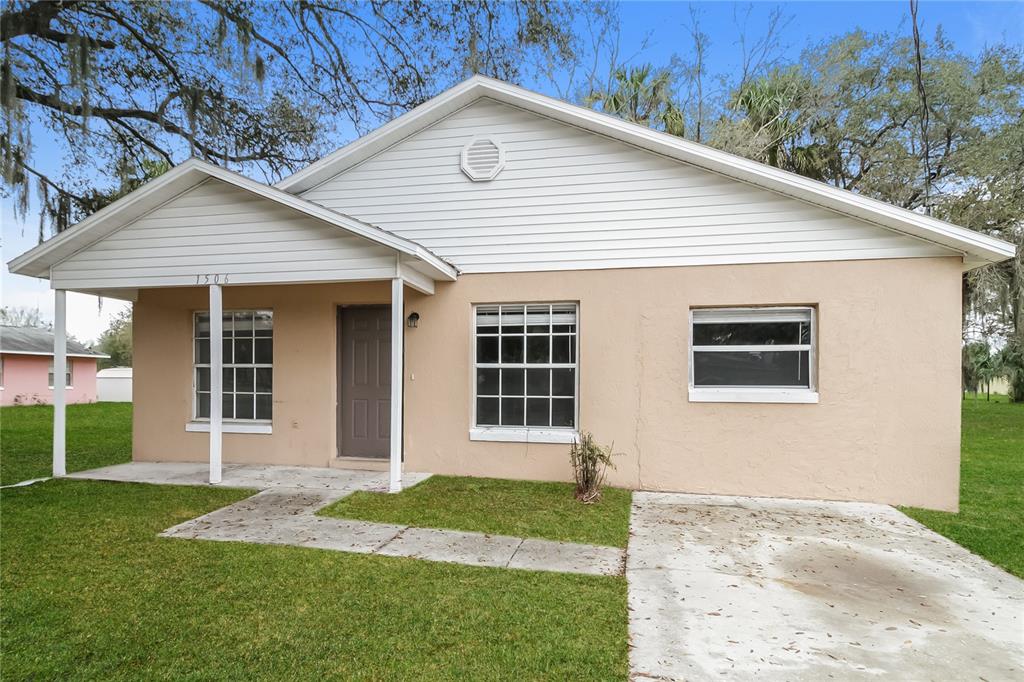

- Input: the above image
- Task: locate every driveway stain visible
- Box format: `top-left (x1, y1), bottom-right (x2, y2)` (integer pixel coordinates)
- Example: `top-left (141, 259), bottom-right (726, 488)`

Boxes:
top-left (627, 492), bottom-right (1024, 681)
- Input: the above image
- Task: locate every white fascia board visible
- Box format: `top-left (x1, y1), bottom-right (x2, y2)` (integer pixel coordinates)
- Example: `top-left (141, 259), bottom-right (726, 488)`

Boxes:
top-left (399, 260), bottom-right (435, 295)
top-left (411, 246), bottom-right (459, 281)
top-left (8, 158), bottom-right (457, 284)
top-left (278, 75), bottom-right (1015, 268)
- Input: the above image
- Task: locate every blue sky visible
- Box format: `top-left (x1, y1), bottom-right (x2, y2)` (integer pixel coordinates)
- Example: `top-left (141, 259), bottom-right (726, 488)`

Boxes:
top-left (614, 1), bottom-right (1022, 68)
top-left (2, 1), bottom-right (1021, 342)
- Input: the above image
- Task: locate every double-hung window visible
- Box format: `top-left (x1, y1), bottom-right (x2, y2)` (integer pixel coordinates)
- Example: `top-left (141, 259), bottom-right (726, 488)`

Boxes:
top-left (48, 359), bottom-right (73, 388)
top-left (473, 303), bottom-right (578, 442)
top-left (194, 311), bottom-right (273, 422)
top-left (689, 307), bottom-right (817, 403)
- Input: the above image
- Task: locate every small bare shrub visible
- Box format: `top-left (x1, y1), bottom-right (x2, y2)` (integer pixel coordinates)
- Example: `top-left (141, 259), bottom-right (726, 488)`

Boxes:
top-left (569, 432), bottom-right (619, 503)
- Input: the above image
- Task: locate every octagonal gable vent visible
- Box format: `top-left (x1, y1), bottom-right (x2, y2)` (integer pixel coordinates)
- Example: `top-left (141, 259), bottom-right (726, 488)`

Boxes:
top-left (460, 137), bottom-right (505, 181)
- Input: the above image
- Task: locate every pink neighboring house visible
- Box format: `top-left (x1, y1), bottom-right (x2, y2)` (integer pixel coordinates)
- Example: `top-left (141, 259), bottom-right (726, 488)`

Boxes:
top-left (1, 325), bottom-right (108, 406)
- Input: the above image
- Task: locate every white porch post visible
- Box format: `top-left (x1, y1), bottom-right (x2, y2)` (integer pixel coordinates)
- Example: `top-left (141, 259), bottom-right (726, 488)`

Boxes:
top-left (209, 284), bottom-right (223, 484)
top-left (52, 289), bottom-right (67, 477)
top-left (389, 276), bottom-right (404, 493)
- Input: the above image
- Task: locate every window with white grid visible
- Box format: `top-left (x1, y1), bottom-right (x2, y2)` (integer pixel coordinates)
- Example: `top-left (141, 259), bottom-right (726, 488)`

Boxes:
top-left (474, 303), bottom-right (577, 429)
top-left (194, 311), bottom-right (273, 421)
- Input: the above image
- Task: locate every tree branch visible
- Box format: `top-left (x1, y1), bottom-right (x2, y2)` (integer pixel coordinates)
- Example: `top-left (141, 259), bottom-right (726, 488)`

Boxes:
top-left (14, 80), bottom-right (272, 164)
top-left (21, 160), bottom-right (86, 203)
top-left (1, 0), bottom-right (68, 41)
top-left (196, 0), bottom-right (329, 106)
top-left (1, 0), bottom-right (114, 48)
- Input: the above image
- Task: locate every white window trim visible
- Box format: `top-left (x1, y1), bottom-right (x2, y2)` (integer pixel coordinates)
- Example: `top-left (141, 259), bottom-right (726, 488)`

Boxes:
top-left (688, 387), bottom-right (819, 404)
top-left (688, 306), bottom-right (818, 404)
top-left (192, 309), bottom-right (273, 423)
top-left (48, 359), bottom-right (73, 389)
top-left (470, 302), bottom-right (580, 443)
top-left (470, 426), bottom-right (578, 444)
top-left (185, 420), bottom-right (272, 435)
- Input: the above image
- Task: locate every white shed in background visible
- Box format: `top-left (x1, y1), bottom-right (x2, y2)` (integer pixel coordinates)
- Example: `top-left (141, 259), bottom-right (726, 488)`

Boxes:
top-left (97, 367), bottom-right (132, 402)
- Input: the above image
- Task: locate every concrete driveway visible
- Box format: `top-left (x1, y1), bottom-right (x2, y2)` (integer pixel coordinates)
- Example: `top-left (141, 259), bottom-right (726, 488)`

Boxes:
top-left (628, 492), bottom-right (1024, 681)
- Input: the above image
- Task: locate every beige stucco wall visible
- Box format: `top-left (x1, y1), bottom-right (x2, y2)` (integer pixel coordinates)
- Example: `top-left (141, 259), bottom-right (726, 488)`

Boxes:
top-left (133, 256), bottom-right (963, 510)
top-left (403, 257), bottom-right (963, 511)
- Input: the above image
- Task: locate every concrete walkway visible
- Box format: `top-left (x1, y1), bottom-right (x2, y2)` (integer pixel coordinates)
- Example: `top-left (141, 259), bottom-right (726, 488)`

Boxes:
top-left (627, 491), bottom-right (1024, 681)
top-left (70, 462), bottom-right (624, 577)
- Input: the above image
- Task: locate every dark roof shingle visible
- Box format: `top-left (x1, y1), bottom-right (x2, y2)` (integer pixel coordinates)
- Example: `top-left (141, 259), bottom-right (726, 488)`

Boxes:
top-left (0, 325), bottom-right (108, 357)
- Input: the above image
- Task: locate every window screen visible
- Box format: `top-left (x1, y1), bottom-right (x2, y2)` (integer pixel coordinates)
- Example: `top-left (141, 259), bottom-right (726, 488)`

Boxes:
top-left (691, 308), bottom-right (814, 389)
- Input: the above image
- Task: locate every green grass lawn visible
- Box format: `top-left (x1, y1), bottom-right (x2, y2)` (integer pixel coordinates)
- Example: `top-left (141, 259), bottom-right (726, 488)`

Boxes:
top-left (0, 480), bottom-right (627, 680)
top-left (0, 403), bottom-right (132, 485)
top-left (1, 394), bottom-right (1019, 678)
top-left (901, 395), bottom-right (1024, 578)
top-left (320, 475), bottom-right (633, 548)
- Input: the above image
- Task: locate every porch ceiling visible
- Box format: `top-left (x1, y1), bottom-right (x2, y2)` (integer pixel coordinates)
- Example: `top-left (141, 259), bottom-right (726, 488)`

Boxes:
top-left (7, 158), bottom-right (457, 299)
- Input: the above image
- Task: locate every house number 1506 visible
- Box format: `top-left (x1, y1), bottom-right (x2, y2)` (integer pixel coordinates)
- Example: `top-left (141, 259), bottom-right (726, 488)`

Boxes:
top-left (196, 274), bottom-right (230, 284)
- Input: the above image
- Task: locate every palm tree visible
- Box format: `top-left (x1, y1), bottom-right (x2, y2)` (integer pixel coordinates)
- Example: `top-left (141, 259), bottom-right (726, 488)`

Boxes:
top-left (962, 341), bottom-right (988, 398)
top-left (730, 73), bottom-right (835, 181)
top-left (997, 340), bottom-right (1024, 402)
top-left (732, 77), bottom-right (798, 168)
top-left (587, 65), bottom-right (686, 137)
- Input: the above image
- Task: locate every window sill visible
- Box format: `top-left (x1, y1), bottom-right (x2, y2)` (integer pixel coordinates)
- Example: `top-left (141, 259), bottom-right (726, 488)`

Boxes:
top-left (470, 427), bottom-right (579, 444)
top-left (688, 388), bottom-right (819, 404)
top-left (186, 421), bottom-right (273, 434)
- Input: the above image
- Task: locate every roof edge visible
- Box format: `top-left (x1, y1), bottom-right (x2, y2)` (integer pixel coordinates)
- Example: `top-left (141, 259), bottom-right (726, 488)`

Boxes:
top-left (8, 158), bottom-right (209, 278)
top-left (276, 75), bottom-right (1015, 268)
top-left (8, 158), bottom-right (457, 282)
top-left (276, 77), bottom-right (484, 193)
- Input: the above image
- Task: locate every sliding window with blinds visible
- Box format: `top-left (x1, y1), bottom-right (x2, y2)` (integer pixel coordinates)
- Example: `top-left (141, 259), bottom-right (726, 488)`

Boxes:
top-left (690, 307), bottom-right (815, 391)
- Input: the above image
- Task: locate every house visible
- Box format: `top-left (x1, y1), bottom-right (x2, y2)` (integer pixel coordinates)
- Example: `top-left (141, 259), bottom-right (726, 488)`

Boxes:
top-left (7, 76), bottom-right (1015, 511)
top-left (1, 325), bottom-right (108, 406)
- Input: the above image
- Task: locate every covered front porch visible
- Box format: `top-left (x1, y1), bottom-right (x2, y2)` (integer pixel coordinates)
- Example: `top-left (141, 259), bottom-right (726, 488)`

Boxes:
top-left (7, 159), bottom-right (459, 493)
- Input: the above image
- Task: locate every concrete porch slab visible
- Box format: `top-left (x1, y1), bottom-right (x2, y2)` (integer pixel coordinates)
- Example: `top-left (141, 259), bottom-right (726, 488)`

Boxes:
top-left (65, 461), bottom-right (431, 492)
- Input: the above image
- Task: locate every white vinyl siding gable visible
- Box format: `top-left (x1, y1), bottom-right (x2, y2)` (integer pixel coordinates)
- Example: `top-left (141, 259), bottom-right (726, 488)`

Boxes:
top-left (302, 98), bottom-right (955, 274)
top-left (50, 179), bottom-right (398, 289)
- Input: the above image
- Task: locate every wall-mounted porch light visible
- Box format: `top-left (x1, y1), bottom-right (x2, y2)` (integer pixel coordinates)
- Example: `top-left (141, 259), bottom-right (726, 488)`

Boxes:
top-left (407, 312), bottom-right (420, 328)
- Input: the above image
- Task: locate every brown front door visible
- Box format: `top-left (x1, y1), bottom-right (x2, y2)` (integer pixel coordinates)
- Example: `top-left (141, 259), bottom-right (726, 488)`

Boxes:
top-left (338, 305), bottom-right (391, 458)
